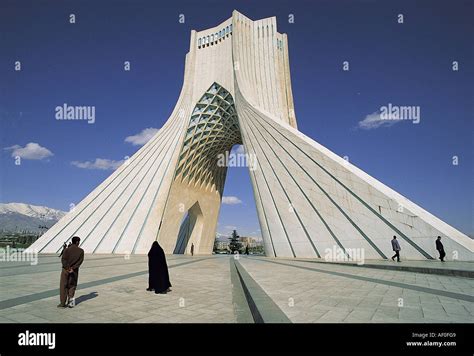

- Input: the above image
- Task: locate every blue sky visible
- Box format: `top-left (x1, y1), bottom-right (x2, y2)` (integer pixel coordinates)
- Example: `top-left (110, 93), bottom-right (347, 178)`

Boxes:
top-left (0, 0), bottom-right (472, 238)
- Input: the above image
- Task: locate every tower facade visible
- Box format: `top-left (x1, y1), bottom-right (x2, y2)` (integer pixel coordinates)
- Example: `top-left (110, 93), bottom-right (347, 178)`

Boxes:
top-left (29, 11), bottom-right (474, 260)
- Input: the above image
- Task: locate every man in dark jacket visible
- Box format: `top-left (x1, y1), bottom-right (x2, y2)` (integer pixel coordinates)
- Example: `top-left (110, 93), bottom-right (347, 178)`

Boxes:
top-left (58, 236), bottom-right (84, 308)
top-left (391, 236), bottom-right (401, 262)
top-left (436, 236), bottom-right (446, 262)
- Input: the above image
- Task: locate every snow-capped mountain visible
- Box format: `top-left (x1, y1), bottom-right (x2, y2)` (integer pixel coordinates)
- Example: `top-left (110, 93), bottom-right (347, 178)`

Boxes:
top-left (0, 203), bottom-right (66, 233)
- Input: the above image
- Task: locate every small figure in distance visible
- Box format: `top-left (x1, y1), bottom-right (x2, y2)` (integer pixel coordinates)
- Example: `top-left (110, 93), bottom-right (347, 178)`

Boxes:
top-left (391, 236), bottom-right (401, 262)
top-left (436, 236), bottom-right (446, 262)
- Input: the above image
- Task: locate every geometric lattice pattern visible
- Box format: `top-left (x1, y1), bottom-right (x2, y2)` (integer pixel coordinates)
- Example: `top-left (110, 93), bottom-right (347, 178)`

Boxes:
top-left (174, 82), bottom-right (242, 193)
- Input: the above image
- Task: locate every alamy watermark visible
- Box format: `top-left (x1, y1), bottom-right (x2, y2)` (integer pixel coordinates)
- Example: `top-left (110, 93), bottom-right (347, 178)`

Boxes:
top-left (18, 331), bottom-right (55, 349)
top-left (324, 245), bottom-right (365, 265)
top-left (380, 103), bottom-right (420, 124)
top-left (55, 103), bottom-right (95, 124)
top-left (216, 151), bottom-right (257, 171)
top-left (0, 246), bottom-right (38, 265)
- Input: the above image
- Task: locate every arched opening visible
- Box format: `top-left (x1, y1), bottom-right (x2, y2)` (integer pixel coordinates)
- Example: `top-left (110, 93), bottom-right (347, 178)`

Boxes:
top-left (160, 82), bottom-right (261, 255)
top-left (216, 144), bottom-right (263, 255)
top-left (173, 201), bottom-right (203, 254)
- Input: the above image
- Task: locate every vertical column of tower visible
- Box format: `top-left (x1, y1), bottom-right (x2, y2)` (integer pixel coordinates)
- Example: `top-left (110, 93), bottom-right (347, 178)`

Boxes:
top-left (232, 12), bottom-right (297, 129)
top-left (282, 34), bottom-right (297, 128)
top-left (233, 13), bottom-right (254, 101)
top-left (275, 32), bottom-right (288, 126)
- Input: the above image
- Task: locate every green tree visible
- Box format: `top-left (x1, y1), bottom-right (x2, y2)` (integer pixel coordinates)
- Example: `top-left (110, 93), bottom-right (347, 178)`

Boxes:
top-left (228, 230), bottom-right (242, 254)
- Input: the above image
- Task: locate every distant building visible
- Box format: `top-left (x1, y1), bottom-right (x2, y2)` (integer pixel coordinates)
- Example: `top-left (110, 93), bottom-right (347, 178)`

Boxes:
top-left (240, 236), bottom-right (259, 248)
top-left (215, 241), bottom-right (230, 250)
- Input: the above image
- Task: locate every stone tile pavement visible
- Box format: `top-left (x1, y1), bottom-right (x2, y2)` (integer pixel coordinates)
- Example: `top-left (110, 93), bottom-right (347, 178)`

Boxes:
top-left (0, 254), bottom-right (472, 323)
top-left (0, 254), bottom-right (235, 323)
top-left (237, 256), bottom-right (474, 323)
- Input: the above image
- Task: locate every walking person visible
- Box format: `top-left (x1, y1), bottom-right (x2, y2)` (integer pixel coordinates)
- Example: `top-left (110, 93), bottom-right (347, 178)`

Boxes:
top-left (190, 243), bottom-right (194, 257)
top-left (436, 236), bottom-right (446, 262)
top-left (391, 236), bottom-right (401, 262)
top-left (147, 241), bottom-right (172, 294)
top-left (58, 236), bottom-right (84, 308)
top-left (245, 244), bottom-right (249, 255)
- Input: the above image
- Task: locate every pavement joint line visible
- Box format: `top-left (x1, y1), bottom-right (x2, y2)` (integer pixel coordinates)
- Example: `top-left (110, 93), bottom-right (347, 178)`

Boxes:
top-left (0, 260), bottom-right (149, 277)
top-left (229, 257), bottom-right (256, 323)
top-left (0, 255), bottom-right (182, 269)
top-left (0, 256), bottom-right (183, 277)
top-left (290, 258), bottom-right (474, 278)
top-left (234, 258), bottom-right (292, 323)
top-left (0, 255), bottom-right (125, 269)
top-left (251, 257), bottom-right (474, 303)
top-left (235, 261), bottom-right (264, 323)
top-left (0, 257), bottom-right (211, 310)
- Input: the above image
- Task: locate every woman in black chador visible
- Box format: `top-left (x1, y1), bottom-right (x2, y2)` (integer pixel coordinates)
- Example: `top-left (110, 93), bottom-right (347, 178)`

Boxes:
top-left (147, 241), bottom-right (172, 294)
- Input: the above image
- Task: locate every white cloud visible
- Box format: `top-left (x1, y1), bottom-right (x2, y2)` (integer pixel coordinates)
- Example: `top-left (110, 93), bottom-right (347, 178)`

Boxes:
top-left (71, 158), bottom-right (124, 170)
top-left (222, 196), bottom-right (242, 205)
top-left (125, 128), bottom-right (159, 146)
top-left (216, 231), bottom-right (236, 240)
top-left (215, 231), bottom-right (227, 239)
top-left (4, 142), bottom-right (53, 160)
top-left (357, 111), bottom-right (399, 130)
top-left (217, 226), bottom-right (238, 238)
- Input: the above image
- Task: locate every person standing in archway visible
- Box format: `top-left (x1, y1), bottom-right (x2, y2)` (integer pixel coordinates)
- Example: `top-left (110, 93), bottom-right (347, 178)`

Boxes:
top-left (147, 241), bottom-right (172, 294)
top-left (190, 243), bottom-right (194, 256)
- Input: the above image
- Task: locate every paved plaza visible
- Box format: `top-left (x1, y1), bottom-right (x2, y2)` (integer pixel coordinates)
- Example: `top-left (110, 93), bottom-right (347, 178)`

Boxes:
top-left (0, 254), bottom-right (473, 323)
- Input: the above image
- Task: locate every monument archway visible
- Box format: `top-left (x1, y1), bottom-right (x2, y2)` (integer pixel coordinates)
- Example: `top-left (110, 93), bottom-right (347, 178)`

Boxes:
top-left (156, 82), bottom-right (242, 255)
top-left (29, 11), bottom-right (474, 260)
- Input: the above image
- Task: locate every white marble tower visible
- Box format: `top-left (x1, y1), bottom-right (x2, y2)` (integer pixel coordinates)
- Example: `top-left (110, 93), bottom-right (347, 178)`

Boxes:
top-left (28, 11), bottom-right (474, 261)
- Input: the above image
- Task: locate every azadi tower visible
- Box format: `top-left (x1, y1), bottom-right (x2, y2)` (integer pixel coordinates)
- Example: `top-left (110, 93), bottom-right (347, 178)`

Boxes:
top-left (29, 11), bottom-right (473, 260)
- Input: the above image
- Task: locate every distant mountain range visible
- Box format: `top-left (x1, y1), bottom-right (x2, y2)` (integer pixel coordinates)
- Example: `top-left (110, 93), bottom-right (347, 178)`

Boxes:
top-left (0, 203), bottom-right (266, 240)
top-left (0, 203), bottom-right (66, 233)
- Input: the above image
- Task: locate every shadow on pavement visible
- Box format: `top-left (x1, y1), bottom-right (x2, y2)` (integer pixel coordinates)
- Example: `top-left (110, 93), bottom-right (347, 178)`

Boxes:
top-left (75, 291), bottom-right (98, 305)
